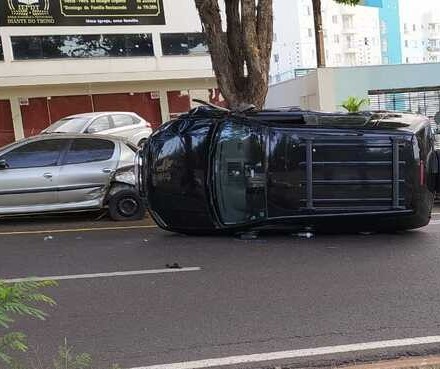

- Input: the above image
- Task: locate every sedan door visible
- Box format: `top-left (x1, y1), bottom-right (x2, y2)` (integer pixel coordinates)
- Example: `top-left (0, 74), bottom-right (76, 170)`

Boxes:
top-left (0, 139), bottom-right (67, 214)
top-left (57, 138), bottom-right (119, 208)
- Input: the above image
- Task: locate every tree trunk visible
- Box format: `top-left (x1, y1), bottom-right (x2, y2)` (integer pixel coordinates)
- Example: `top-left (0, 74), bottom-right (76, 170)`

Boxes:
top-left (312, 0), bottom-right (326, 68)
top-left (194, 0), bottom-right (273, 110)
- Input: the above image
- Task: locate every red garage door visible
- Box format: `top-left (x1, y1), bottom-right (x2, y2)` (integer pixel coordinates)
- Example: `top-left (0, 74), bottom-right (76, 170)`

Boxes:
top-left (48, 95), bottom-right (93, 123)
top-left (22, 95), bottom-right (94, 138)
top-left (0, 100), bottom-right (14, 148)
top-left (168, 90), bottom-right (191, 119)
top-left (21, 98), bottom-right (50, 137)
top-left (93, 93), bottom-right (162, 130)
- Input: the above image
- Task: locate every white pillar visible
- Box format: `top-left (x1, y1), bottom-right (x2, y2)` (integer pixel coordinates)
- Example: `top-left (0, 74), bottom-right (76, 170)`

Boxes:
top-left (159, 89), bottom-right (170, 124)
top-left (9, 97), bottom-right (25, 140)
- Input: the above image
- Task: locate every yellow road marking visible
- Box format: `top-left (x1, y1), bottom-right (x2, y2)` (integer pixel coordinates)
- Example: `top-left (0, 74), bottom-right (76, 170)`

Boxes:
top-left (0, 224), bottom-right (158, 236)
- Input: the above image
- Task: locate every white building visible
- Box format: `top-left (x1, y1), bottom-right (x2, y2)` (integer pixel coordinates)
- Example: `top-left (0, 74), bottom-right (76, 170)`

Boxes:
top-left (400, 0), bottom-right (440, 64)
top-left (270, 0), bottom-right (382, 84)
top-left (0, 0), bottom-right (223, 147)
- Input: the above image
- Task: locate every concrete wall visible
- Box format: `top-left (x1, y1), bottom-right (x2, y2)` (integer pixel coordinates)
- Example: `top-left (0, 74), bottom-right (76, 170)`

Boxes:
top-left (265, 71), bottom-right (319, 110)
top-left (267, 63), bottom-right (440, 112)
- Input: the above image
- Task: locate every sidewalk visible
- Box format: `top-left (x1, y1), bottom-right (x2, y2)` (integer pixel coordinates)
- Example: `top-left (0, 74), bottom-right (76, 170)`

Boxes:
top-left (340, 356), bottom-right (440, 369)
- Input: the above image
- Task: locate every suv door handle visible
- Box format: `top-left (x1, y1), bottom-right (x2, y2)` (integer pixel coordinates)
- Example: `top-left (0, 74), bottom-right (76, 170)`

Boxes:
top-left (102, 168), bottom-right (113, 174)
top-left (43, 173), bottom-right (53, 179)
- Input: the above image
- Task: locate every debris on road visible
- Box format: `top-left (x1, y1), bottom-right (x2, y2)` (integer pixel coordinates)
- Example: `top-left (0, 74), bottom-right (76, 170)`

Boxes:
top-left (295, 232), bottom-right (314, 239)
top-left (238, 231), bottom-right (259, 240)
top-left (43, 235), bottom-right (54, 241)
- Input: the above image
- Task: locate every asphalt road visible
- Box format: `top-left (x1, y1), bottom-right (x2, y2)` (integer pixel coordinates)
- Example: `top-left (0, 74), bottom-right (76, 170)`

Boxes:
top-left (3, 211), bottom-right (440, 369)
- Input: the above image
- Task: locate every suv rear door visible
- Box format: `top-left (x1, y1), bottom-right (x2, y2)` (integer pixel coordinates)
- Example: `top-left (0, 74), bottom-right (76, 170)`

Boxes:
top-left (57, 138), bottom-right (119, 208)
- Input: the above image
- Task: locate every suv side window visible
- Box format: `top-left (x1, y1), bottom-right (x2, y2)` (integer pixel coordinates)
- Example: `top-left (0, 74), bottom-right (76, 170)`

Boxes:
top-left (63, 138), bottom-right (115, 165)
top-left (112, 114), bottom-right (134, 128)
top-left (0, 139), bottom-right (65, 169)
top-left (87, 116), bottom-right (111, 133)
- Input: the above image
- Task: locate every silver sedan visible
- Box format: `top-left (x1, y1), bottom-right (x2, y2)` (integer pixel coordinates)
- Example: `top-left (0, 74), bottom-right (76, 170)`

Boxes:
top-left (0, 134), bottom-right (145, 220)
top-left (42, 112), bottom-right (153, 146)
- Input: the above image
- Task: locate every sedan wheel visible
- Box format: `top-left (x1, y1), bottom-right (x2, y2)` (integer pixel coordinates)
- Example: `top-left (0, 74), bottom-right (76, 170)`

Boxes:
top-left (108, 189), bottom-right (145, 221)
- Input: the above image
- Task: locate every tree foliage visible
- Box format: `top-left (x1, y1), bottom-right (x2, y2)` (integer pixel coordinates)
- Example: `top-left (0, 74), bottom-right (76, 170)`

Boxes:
top-left (0, 279), bottom-right (57, 367)
top-left (194, 0), bottom-right (273, 109)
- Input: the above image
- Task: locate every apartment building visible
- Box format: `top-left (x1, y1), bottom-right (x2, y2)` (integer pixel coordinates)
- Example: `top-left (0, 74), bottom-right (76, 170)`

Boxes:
top-left (270, 0), bottom-right (384, 84)
top-left (400, 0), bottom-right (440, 64)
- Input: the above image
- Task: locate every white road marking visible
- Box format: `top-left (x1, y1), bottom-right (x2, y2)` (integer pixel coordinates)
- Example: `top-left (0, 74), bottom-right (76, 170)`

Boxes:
top-left (129, 335), bottom-right (440, 369)
top-left (2, 267), bottom-right (201, 283)
top-left (0, 224), bottom-right (157, 236)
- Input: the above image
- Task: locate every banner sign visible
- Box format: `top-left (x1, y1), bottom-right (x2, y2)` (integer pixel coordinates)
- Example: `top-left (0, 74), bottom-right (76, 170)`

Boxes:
top-left (0, 0), bottom-right (165, 26)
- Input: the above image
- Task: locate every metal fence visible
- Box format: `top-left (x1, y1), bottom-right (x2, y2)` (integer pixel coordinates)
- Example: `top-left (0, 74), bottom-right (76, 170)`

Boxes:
top-left (368, 86), bottom-right (440, 120)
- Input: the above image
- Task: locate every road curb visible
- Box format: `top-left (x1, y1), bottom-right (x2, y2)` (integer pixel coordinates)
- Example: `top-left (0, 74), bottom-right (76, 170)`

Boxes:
top-left (339, 355), bottom-right (440, 369)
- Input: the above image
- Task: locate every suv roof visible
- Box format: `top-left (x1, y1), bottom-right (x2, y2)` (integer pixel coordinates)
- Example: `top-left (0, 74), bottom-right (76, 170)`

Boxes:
top-left (180, 105), bottom-right (429, 133)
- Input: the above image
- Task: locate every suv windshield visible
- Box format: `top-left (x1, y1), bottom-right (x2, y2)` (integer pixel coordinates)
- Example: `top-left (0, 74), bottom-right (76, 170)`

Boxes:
top-left (45, 117), bottom-right (90, 133)
top-left (213, 120), bottom-right (266, 225)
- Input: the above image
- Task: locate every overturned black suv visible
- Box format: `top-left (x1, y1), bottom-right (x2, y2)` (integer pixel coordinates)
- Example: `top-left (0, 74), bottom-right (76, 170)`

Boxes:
top-left (138, 105), bottom-right (440, 234)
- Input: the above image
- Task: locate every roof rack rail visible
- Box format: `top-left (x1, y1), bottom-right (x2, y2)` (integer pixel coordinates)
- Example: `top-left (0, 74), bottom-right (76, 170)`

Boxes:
top-left (192, 99), bottom-right (230, 113)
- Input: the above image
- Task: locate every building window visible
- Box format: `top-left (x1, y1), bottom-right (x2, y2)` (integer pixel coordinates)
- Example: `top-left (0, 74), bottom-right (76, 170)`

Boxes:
top-left (308, 28), bottom-right (313, 38)
top-left (274, 53), bottom-right (279, 63)
top-left (413, 24), bottom-right (416, 31)
top-left (161, 33), bottom-right (208, 56)
top-left (0, 39), bottom-right (3, 61)
top-left (334, 35), bottom-right (340, 44)
top-left (332, 15), bottom-right (338, 24)
top-left (404, 40), bottom-right (409, 47)
top-left (11, 34), bottom-right (154, 60)
top-left (342, 15), bottom-right (353, 29)
top-left (404, 23), bottom-right (408, 33)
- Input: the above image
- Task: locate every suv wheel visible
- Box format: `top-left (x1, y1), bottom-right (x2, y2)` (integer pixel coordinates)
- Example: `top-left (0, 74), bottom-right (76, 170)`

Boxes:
top-left (108, 189), bottom-right (145, 221)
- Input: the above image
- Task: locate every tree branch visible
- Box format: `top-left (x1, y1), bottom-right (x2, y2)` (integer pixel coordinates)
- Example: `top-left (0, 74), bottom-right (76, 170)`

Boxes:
top-left (226, 0), bottom-right (245, 88)
top-left (195, 0), bottom-right (239, 104)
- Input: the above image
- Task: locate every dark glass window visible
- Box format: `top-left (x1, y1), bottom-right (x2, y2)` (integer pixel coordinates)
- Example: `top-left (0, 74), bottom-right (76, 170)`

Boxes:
top-left (214, 121), bottom-right (266, 225)
top-left (64, 139), bottom-right (114, 165)
top-left (11, 34), bottom-right (153, 60)
top-left (0, 39), bottom-right (3, 61)
top-left (12, 36), bottom-right (43, 60)
top-left (1, 140), bottom-right (66, 169)
top-left (161, 33), bottom-right (208, 56)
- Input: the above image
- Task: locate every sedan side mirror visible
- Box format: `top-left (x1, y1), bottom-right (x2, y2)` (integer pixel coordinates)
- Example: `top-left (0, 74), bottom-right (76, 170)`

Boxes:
top-left (0, 159), bottom-right (9, 170)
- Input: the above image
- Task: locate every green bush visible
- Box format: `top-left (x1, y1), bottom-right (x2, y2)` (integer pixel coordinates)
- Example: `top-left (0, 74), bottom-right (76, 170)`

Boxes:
top-left (0, 279), bottom-right (57, 367)
top-left (341, 96), bottom-right (369, 113)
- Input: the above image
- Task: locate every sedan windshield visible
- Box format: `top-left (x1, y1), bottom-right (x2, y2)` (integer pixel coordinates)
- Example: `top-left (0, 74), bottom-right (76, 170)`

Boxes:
top-left (44, 117), bottom-right (90, 133)
top-left (213, 120), bottom-right (266, 225)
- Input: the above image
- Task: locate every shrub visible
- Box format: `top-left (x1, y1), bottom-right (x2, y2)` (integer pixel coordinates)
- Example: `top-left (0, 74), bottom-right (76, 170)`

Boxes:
top-left (341, 96), bottom-right (369, 113)
top-left (0, 279), bottom-right (57, 367)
